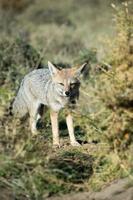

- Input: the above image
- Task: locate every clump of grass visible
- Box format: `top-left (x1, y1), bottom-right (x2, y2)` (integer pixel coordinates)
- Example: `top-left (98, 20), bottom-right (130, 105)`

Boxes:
top-left (0, 0), bottom-right (133, 198)
top-left (0, 37), bottom-right (43, 88)
top-left (48, 150), bottom-right (93, 184)
top-left (0, 147), bottom-right (93, 199)
top-left (77, 1), bottom-right (133, 190)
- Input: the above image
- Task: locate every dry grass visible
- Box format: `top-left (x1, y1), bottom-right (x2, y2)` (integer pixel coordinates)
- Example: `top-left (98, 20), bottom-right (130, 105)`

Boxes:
top-left (0, 0), bottom-right (133, 199)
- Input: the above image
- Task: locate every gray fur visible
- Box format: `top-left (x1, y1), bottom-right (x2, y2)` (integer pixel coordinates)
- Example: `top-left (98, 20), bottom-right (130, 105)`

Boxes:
top-left (12, 62), bottom-right (87, 144)
top-left (12, 68), bottom-right (78, 117)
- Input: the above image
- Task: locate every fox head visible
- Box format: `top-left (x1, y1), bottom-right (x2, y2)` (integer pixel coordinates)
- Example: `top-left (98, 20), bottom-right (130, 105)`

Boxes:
top-left (48, 61), bottom-right (87, 99)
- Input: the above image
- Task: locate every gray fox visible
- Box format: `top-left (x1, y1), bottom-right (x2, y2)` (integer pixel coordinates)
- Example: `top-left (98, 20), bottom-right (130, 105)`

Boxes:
top-left (12, 61), bottom-right (87, 147)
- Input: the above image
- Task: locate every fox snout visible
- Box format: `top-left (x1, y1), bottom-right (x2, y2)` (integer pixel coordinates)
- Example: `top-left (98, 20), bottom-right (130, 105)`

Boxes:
top-left (61, 86), bottom-right (69, 96)
top-left (62, 90), bottom-right (70, 97)
top-left (65, 91), bottom-right (70, 96)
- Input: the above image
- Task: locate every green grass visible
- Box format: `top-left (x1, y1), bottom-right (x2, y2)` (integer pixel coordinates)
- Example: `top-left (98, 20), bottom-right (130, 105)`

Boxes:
top-left (0, 0), bottom-right (133, 199)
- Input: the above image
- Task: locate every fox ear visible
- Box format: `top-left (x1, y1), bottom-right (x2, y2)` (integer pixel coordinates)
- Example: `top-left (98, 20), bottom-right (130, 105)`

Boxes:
top-left (74, 63), bottom-right (88, 77)
top-left (48, 61), bottom-right (59, 76)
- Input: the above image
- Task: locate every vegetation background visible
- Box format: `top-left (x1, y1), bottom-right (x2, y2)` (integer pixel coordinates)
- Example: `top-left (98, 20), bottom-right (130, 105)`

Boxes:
top-left (0, 0), bottom-right (133, 199)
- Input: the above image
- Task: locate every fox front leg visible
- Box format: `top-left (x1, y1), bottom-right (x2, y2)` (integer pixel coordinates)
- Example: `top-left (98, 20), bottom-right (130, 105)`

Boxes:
top-left (50, 110), bottom-right (60, 148)
top-left (66, 113), bottom-right (80, 146)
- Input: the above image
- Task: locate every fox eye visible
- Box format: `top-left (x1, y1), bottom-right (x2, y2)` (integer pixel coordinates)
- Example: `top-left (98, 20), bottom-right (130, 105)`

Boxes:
top-left (59, 83), bottom-right (64, 86)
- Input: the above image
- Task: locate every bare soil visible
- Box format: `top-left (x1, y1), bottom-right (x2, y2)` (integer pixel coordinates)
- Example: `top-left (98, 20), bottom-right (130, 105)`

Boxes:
top-left (46, 178), bottom-right (133, 200)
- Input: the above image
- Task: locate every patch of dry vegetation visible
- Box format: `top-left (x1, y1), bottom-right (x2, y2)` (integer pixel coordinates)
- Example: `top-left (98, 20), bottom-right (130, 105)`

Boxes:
top-left (0, 0), bottom-right (133, 199)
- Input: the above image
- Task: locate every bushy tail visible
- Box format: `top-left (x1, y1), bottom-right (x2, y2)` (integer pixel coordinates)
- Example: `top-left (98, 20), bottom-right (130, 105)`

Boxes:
top-left (11, 88), bottom-right (28, 118)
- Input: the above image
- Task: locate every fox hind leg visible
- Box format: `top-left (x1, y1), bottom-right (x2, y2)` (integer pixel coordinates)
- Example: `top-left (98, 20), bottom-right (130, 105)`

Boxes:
top-left (30, 117), bottom-right (38, 136)
top-left (29, 102), bottom-right (42, 136)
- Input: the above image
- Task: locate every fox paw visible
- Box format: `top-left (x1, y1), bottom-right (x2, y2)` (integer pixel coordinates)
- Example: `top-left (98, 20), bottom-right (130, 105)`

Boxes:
top-left (53, 143), bottom-right (61, 149)
top-left (31, 128), bottom-right (38, 136)
top-left (71, 141), bottom-right (81, 147)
